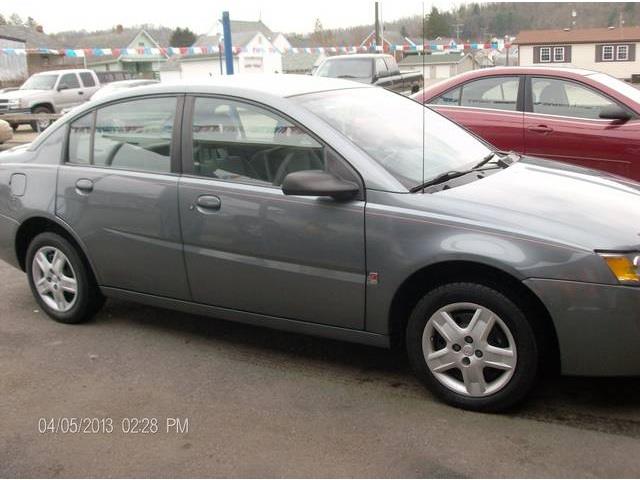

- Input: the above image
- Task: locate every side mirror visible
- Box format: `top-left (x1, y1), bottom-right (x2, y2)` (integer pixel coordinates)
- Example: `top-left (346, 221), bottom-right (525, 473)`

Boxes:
top-left (282, 170), bottom-right (359, 200)
top-left (599, 105), bottom-right (631, 122)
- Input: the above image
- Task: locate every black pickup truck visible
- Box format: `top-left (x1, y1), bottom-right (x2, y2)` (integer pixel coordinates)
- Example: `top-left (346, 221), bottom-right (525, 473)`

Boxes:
top-left (313, 54), bottom-right (424, 95)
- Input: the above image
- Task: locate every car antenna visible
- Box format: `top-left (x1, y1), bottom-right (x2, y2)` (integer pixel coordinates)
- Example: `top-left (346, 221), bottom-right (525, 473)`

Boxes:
top-left (421, 1), bottom-right (426, 193)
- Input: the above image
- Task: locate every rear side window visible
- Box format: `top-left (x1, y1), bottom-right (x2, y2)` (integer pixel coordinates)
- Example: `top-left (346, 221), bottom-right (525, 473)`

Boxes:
top-left (59, 73), bottom-right (80, 90)
top-left (460, 76), bottom-right (520, 111)
top-left (66, 97), bottom-right (177, 173)
top-left (79, 72), bottom-right (96, 87)
top-left (67, 112), bottom-right (93, 165)
top-left (531, 77), bottom-right (616, 119)
top-left (430, 87), bottom-right (461, 106)
top-left (93, 97), bottom-right (176, 173)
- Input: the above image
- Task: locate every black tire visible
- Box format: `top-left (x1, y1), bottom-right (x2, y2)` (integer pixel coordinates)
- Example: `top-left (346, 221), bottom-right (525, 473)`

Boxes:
top-left (406, 282), bottom-right (538, 412)
top-left (30, 106), bottom-right (53, 132)
top-left (26, 232), bottom-right (104, 324)
top-left (10, 123), bottom-right (19, 131)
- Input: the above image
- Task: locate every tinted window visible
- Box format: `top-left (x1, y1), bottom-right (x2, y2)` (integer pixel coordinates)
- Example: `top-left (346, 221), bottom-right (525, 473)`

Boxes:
top-left (59, 73), bottom-right (80, 89)
top-left (531, 77), bottom-right (616, 119)
top-left (93, 97), bottom-right (176, 173)
top-left (460, 77), bottom-right (519, 111)
top-left (191, 97), bottom-right (324, 186)
top-left (79, 72), bottom-right (96, 87)
top-left (430, 87), bottom-right (461, 106)
top-left (67, 113), bottom-right (93, 164)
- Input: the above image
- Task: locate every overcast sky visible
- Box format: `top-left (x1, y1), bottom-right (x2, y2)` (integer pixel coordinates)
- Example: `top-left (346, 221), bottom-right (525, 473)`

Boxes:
top-left (1, 0), bottom-right (469, 35)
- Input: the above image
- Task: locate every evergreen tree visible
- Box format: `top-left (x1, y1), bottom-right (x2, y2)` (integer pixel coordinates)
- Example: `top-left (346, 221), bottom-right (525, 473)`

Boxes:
top-left (169, 27), bottom-right (197, 48)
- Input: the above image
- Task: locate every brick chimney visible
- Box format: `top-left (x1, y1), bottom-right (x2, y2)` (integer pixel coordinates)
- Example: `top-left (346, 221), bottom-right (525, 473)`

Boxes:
top-left (116, 24), bottom-right (124, 34)
top-left (36, 25), bottom-right (44, 33)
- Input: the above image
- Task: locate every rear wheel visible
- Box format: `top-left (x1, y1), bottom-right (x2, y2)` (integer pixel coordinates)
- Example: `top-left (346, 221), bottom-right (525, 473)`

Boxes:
top-left (30, 106), bottom-right (53, 132)
top-left (26, 232), bottom-right (104, 324)
top-left (406, 282), bottom-right (538, 412)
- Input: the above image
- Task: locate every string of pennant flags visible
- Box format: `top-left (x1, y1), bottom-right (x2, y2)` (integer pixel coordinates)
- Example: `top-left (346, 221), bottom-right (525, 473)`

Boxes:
top-left (0, 42), bottom-right (510, 57)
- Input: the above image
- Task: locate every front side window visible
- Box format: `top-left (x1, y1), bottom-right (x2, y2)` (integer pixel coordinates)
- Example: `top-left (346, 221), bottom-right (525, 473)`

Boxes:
top-left (190, 97), bottom-right (324, 186)
top-left (460, 76), bottom-right (519, 111)
top-left (531, 77), bottom-right (616, 119)
top-left (540, 47), bottom-right (551, 63)
top-left (553, 47), bottom-right (565, 62)
top-left (59, 73), bottom-right (80, 90)
top-left (375, 58), bottom-right (388, 77)
top-left (295, 87), bottom-right (493, 189)
top-left (602, 45), bottom-right (614, 61)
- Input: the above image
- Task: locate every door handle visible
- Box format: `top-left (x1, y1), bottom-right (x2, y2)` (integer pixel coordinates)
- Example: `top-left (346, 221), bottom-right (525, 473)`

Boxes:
top-left (195, 195), bottom-right (221, 213)
top-left (75, 178), bottom-right (93, 194)
top-left (78, 91), bottom-right (84, 95)
top-left (527, 125), bottom-right (554, 134)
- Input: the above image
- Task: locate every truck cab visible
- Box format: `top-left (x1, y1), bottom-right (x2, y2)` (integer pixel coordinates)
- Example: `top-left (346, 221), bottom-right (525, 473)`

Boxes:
top-left (0, 69), bottom-right (100, 132)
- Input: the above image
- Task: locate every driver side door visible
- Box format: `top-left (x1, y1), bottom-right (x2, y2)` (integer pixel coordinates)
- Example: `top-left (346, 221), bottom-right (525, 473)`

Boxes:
top-left (55, 73), bottom-right (85, 110)
top-left (178, 96), bottom-right (366, 329)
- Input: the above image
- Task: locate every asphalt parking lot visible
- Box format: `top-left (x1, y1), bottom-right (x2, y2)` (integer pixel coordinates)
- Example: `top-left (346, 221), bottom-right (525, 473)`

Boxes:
top-left (0, 125), bottom-right (38, 151)
top-left (2, 260), bottom-right (640, 477)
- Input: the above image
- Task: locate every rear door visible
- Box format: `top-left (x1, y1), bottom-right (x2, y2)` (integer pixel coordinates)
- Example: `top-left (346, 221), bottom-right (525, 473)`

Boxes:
top-left (56, 94), bottom-right (190, 299)
top-left (427, 75), bottom-right (525, 152)
top-left (524, 76), bottom-right (640, 178)
top-left (78, 72), bottom-right (100, 100)
top-left (178, 95), bottom-right (366, 329)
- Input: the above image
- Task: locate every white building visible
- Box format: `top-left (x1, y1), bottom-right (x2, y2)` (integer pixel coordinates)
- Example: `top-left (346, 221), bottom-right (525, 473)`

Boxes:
top-left (160, 20), bottom-right (289, 82)
top-left (516, 26), bottom-right (640, 80)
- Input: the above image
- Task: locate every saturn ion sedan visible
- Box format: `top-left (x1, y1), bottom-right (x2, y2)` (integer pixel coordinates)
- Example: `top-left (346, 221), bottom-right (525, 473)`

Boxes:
top-left (0, 76), bottom-right (638, 412)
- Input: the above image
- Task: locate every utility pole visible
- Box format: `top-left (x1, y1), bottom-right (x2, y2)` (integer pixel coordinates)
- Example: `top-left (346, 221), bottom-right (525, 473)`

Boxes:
top-left (451, 23), bottom-right (464, 42)
top-left (374, 2), bottom-right (381, 50)
top-left (222, 11), bottom-right (234, 75)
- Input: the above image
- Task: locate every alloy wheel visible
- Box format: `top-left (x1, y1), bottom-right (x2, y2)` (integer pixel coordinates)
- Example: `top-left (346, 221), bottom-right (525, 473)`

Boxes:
top-left (31, 246), bottom-right (78, 313)
top-left (422, 302), bottom-right (517, 397)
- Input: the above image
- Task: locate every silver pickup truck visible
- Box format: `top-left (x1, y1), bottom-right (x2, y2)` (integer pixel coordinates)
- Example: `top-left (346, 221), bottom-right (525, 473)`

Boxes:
top-left (313, 53), bottom-right (423, 95)
top-left (0, 69), bottom-right (100, 132)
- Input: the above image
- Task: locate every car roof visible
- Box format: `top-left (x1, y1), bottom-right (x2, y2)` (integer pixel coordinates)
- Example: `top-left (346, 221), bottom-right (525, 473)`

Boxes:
top-left (92, 74), bottom-right (370, 101)
top-left (322, 53), bottom-right (390, 60)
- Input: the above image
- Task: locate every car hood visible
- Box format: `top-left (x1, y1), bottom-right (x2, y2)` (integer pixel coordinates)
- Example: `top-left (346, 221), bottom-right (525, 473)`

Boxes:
top-left (0, 89), bottom-right (49, 100)
top-left (420, 157), bottom-right (640, 252)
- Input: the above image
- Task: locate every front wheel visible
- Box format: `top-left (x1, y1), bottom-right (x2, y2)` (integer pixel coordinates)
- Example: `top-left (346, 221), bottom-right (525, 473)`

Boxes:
top-left (406, 282), bottom-right (538, 412)
top-left (26, 232), bottom-right (104, 324)
top-left (30, 106), bottom-right (53, 132)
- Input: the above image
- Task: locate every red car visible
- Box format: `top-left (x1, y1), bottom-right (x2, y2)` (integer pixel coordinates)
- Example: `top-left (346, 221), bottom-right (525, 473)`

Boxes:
top-left (413, 67), bottom-right (640, 182)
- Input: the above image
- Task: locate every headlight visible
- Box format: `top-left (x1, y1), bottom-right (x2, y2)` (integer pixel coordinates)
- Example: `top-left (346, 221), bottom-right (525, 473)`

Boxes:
top-left (599, 253), bottom-right (640, 285)
top-left (7, 99), bottom-right (21, 109)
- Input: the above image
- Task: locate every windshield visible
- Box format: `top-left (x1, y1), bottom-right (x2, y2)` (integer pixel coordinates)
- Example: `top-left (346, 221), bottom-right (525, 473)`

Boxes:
top-left (316, 58), bottom-right (373, 79)
top-left (589, 72), bottom-right (640, 107)
top-left (295, 88), bottom-right (493, 188)
top-left (21, 74), bottom-right (58, 90)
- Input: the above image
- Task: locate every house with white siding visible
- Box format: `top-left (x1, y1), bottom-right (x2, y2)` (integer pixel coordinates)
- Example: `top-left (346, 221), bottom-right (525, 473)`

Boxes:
top-left (515, 26), bottom-right (640, 80)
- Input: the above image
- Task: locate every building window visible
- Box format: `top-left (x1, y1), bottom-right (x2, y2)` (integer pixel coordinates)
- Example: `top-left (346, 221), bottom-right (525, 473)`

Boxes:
top-left (540, 47), bottom-right (551, 63)
top-left (553, 47), bottom-right (565, 62)
top-left (617, 44), bottom-right (629, 61)
top-left (602, 45), bottom-right (614, 61)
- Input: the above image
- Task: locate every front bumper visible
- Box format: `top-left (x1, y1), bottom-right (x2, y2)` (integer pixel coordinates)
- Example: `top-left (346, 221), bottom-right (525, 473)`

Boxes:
top-left (525, 278), bottom-right (640, 376)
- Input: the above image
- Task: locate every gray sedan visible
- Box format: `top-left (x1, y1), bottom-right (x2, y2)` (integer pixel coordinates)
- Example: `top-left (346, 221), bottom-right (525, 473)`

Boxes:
top-left (0, 76), bottom-right (638, 412)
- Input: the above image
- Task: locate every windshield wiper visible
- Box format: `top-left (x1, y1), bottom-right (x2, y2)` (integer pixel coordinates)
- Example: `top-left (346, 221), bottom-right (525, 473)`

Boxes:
top-left (410, 153), bottom-right (505, 192)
